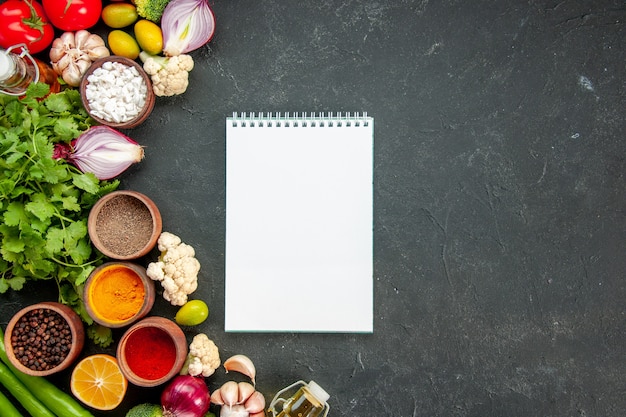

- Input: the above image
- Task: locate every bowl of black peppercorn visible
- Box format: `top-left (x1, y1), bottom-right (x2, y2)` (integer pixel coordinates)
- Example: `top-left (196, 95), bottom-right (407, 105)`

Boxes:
top-left (3, 301), bottom-right (85, 377)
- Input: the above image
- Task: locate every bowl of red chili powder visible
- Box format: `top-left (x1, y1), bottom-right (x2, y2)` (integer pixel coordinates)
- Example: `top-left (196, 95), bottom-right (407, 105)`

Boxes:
top-left (3, 302), bottom-right (85, 377)
top-left (116, 316), bottom-right (188, 387)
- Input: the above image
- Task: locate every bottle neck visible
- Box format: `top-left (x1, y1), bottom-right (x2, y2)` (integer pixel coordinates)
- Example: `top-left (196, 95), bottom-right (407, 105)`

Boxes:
top-left (278, 387), bottom-right (325, 417)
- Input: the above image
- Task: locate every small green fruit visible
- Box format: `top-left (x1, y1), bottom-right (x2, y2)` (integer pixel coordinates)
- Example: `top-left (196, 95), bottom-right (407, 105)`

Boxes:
top-left (175, 299), bottom-right (209, 326)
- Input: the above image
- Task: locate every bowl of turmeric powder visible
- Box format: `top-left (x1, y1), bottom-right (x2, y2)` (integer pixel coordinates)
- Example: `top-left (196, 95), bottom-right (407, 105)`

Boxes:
top-left (83, 262), bottom-right (156, 328)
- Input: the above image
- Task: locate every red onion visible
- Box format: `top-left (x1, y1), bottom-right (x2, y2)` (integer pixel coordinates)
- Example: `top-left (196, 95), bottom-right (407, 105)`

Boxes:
top-left (161, 375), bottom-right (211, 417)
top-left (53, 126), bottom-right (144, 180)
top-left (161, 0), bottom-right (215, 56)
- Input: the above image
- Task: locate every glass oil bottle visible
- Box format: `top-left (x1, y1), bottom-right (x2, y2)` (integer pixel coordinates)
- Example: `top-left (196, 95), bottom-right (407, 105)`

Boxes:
top-left (268, 380), bottom-right (330, 417)
top-left (0, 44), bottom-right (60, 96)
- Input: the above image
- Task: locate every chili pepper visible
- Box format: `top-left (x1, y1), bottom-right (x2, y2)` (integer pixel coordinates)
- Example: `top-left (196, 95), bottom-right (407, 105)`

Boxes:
top-left (0, 389), bottom-right (24, 417)
top-left (0, 327), bottom-right (94, 417)
top-left (0, 360), bottom-right (55, 417)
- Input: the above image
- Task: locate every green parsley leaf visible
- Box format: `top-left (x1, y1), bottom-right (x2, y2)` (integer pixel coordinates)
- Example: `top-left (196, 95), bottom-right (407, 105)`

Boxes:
top-left (87, 324), bottom-right (114, 348)
top-left (72, 172), bottom-right (101, 194)
top-left (2, 234), bottom-right (25, 253)
top-left (0, 85), bottom-right (120, 332)
top-left (25, 82), bottom-right (50, 101)
top-left (53, 117), bottom-right (83, 141)
top-left (25, 193), bottom-right (56, 222)
top-left (3, 202), bottom-right (27, 226)
top-left (44, 91), bottom-right (73, 113)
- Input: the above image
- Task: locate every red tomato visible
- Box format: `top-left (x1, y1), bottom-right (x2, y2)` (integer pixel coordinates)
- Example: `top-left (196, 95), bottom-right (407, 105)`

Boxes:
top-left (0, 0), bottom-right (55, 54)
top-left (42, 0), bottom-right (102, 31)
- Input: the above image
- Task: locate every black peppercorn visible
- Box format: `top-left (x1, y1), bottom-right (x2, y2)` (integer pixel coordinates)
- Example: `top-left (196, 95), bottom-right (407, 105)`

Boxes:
top-left (10, 308), bottom-right (72, 372)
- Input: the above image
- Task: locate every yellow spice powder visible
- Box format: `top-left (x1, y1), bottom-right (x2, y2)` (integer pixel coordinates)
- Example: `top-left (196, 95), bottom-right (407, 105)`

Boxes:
top-left (89, 265), bottom-right (145, 322)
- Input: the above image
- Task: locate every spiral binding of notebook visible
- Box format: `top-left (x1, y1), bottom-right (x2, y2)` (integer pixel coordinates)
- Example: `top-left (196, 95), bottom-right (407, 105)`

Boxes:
top-left (228, 112), bottom-right (371, 127)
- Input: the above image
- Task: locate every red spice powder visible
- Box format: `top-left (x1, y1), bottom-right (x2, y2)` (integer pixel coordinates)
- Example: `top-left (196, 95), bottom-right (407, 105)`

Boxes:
top-left (124, 327), bottom-right (176, 380)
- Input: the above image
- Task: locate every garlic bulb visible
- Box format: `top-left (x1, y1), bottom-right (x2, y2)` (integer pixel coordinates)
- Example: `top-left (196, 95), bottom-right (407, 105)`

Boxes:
top-left (210, 381), bottom-right (266, 417)
top-left (49, 30), bottom-right (110, 87)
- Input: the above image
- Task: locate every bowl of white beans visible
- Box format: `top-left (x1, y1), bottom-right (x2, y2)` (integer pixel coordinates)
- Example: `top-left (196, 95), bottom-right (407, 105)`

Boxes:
top-left (80, 56), bottom-right (155, 129)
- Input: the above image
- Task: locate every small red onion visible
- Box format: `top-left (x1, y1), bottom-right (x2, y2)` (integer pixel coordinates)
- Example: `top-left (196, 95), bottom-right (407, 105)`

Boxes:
top-left (161, 375), bottom-right (211, 417)
top-left (53, 126), bottom-right (144, 180)
top-left (161, 0), bottom-right (215, 56)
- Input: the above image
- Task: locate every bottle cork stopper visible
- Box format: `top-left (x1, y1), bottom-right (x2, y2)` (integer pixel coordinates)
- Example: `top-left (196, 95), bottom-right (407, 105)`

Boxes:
top-left (307, 381), bottom-right (330, 404)
top-left (0, 51), bottom-right (16, 82)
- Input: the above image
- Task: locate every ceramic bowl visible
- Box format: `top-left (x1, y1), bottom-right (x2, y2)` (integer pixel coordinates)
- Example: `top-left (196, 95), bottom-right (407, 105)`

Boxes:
top-left (83, 261), bottom-right (156, 328)
top-left (88, 190), bottom-right (162, 260)
top-left (116, 316), bottom-right (188, 387)
top-left (3, 302), bottom-right (85, 377)
top-left (80, 56), bottom-right (155, 129)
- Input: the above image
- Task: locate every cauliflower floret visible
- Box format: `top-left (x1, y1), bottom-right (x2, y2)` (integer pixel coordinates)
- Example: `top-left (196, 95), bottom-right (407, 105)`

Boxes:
top-left (139, 51), bottom-right (195, 97)
top-left (156, 231), bottom-right (181, 250)
top-left (147, 232), bottom-right (201, 306)
top-left (183, 333), bottom-right (221, 377)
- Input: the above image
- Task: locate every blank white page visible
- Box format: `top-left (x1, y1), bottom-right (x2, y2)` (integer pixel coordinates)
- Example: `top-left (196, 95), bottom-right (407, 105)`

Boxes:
top-left (225, 113), bottom-right (373, 332)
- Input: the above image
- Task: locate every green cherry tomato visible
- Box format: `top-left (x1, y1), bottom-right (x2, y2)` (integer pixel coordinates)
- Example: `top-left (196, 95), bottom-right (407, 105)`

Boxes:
top-left (175, 300), bottom-right (209, 326)
top-left (101, 3), bottom-right (139, 28)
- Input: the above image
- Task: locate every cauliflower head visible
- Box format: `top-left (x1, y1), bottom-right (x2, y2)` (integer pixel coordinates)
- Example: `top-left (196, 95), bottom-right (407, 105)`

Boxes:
top-left (147, 232), bottom-right (201, 306)
top-left (140, 52), bottom-right (195, 97)
top-left (186, 333), bottom-right (220, 377)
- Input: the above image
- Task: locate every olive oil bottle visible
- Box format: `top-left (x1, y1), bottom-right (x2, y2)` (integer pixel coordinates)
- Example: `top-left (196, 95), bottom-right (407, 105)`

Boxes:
top-left (269, 380), bottom-right (330, 417)
top-left (0, 45), bottom-right (60, 96)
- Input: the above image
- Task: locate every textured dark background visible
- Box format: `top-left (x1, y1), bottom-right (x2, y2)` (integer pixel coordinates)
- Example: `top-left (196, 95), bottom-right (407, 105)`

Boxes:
top-left (1, 0), bottom-right (625, 416)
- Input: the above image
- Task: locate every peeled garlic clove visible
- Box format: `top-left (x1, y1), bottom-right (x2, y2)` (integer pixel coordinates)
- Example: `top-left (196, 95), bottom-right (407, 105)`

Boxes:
top-left (237, 382), bottom-right (255, 403)
top-left (224, 354), bottom-right (257, 385)
top-left (210, 388), bottom-right (225, 405)
top-left (219, 381), bottom-right (240, 407)
top-left (244, 391), bottom-right (266, 414)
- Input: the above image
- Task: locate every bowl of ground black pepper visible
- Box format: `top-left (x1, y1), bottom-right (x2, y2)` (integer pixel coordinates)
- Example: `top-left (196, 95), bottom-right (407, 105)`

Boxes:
top-left (88, 190), bottom-right (162, 260)
top-left (3, 302), bottom-right (85, 377)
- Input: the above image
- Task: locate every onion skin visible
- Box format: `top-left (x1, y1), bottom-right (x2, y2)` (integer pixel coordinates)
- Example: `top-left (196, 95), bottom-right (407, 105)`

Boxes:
top-left (161, 375), bottom-right (211, 417)
top-left (161, 0), bottom-right (215, 56)
top-left (53, 126), bottom-right (144, 180)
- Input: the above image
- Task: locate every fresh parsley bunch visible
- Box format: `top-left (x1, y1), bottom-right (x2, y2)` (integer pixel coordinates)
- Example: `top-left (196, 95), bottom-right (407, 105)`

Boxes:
top-left (0, 83), bottom-right (119, 346)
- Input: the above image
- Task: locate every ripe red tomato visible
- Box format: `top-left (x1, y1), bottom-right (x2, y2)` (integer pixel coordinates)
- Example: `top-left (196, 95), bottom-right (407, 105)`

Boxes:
top-left (42, 0), bottom-right (102, 31)
top-left (0, 0), bottom-right (55, 54)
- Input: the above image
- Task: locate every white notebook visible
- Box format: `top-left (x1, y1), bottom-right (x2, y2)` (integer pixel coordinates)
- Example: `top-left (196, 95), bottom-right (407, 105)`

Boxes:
top-left (225, 113), bottom-right (373, 332)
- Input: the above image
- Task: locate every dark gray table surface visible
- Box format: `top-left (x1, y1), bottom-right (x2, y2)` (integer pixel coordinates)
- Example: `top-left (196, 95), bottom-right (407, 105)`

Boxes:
top-left (1, 1), bottom-right (625, 416)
